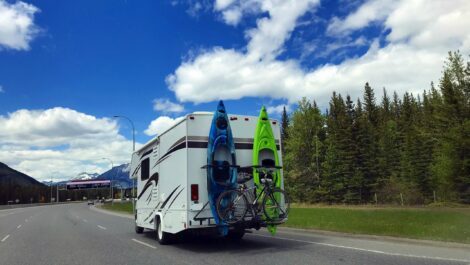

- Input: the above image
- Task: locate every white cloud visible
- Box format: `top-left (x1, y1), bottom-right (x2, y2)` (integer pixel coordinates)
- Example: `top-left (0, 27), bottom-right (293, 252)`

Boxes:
top-left (215, 0), bottom-right (262, 26)
top-left (327, 0), bottom-right (396, 35)
top-left (0, 0), bottom-right (40, 50)
top-left (0, 107), bottom-right (138, 181)
top-left (167, 0), bottom-right (470, 107)
top-left (221, 8), bottom-right (242, 25)
top-left (152, 98), bottom-right (185, 113)
top-left (267, 104), bottom-right (291, 116)
top-left (246, 0), bottom-right (319, 60)
top-left (215, 0), bottom-right (236, 10)
top-left (144, 116), bottom-right (185, 136)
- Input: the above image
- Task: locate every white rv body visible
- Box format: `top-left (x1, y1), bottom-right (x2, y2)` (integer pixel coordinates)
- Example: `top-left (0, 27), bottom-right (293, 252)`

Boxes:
top-left (131, 112), bottom-right (283, 235)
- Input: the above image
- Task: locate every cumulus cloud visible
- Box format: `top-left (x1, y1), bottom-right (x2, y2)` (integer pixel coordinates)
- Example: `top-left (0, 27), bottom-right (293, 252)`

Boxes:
top-left (0, 0), bottom-right (40, 50)
top-left (267, 104), bottom-right (291, 116)
top-left (327, 0), bottom-right (397, 35)
top-left (152, 98), bottom-right (185, 113)
top-left (0, 107), bottom-right (137, 181)
top-left (144, 116), bottom-right (185, 136)
top-left (167, 0), bottom-right (470, 107)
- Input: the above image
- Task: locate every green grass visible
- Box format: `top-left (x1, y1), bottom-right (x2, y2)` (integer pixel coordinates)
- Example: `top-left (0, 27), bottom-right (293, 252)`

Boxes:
top-left (284, 207), bottom-right (470, 244)
top-left (100, 201), bottom-right (470, 244)
top-left (100, 202), bottom-right (133, 214)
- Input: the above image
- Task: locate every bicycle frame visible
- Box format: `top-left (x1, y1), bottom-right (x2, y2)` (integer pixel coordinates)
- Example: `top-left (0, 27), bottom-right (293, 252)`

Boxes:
top-left (239, 169), bottom-right (277, 219)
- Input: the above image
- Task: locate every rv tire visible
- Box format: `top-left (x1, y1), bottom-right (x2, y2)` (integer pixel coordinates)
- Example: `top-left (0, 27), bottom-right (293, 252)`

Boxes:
top-left (156, 216), bottom-right (171, 245)
top-left (135, 214), bottom-right (144, 234)
top-left (135, 223), bottom-right (144, 234)
top-left (226, 229), bottom-right (245, 241)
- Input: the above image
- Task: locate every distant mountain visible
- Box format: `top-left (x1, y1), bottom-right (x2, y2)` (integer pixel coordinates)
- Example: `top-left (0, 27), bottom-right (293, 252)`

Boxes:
top-left (0, 162), bottom-right (46, 204)
top-left (0, 162), bottom-right (45, 187)
top-left (72, 172), bottom-right (99, 181)
top-left (96, 163), bottom-right (132, 188)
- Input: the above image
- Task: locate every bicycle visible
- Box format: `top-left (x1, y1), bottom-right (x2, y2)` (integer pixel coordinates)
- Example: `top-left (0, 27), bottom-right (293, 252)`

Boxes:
top-left (215, 165), bottom-right (290, 225)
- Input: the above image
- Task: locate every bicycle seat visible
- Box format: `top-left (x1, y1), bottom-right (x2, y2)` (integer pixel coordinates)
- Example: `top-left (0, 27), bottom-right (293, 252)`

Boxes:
top-left (260, 178), bottom-right (273, 184)
top-left (237, 173), bottom-right (253, 184)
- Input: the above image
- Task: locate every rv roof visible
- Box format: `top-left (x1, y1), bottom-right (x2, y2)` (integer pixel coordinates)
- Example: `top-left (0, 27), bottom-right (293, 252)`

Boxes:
top-left (135, 112), bottom-right (279, 154)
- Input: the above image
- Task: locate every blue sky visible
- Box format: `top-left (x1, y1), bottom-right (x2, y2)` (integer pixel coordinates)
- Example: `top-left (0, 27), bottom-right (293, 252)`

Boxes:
top-left (0, 0), bottom-right (468, 180)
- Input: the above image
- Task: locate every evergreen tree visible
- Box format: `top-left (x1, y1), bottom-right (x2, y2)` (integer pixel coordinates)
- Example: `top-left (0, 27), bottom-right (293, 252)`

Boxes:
top-left (283, 50), bottom-right (469, 205)
top-left (281, 106), bottom-right (289, 153)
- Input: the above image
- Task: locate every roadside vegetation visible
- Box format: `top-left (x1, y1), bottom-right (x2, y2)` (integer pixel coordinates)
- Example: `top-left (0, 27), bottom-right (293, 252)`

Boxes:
top-left (100, 201), bottom-right (133, 214)
top-left (282, 51), bottom-right (470, 205)
top-left (284, 206), bottom-right (470, 244)
top-left (101, 202), bottom-right (470, 243)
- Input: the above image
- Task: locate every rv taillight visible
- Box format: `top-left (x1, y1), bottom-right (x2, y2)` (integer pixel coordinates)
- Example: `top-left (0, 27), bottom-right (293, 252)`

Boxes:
top-left (191, 184), bottom-right (199, 201)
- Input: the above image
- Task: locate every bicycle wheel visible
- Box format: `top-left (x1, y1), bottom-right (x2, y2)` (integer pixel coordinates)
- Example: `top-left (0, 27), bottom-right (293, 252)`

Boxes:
top-left (262, 188), bottom-right (290, 222)
top-left (216, 190), bottom-right (248, 224)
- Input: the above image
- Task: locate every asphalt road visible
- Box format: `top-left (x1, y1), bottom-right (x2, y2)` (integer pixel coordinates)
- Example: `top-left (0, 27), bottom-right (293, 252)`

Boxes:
top-left (0, 203), bottom-right (469, 265)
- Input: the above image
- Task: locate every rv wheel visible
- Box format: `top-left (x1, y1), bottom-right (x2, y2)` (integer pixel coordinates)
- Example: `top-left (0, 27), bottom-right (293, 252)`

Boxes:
top-left (156, 217), bottom-right (171, 245)
top-left (226, 229), bottom-right (245, 241)
top-left (135, 214), bottom-right (144, 234)
top-left (135, 223), bottom-right (144, 234)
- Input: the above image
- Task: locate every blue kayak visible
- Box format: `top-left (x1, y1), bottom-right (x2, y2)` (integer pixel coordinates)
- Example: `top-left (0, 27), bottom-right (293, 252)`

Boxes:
top-left (206, 100), bottom-right (237, 235)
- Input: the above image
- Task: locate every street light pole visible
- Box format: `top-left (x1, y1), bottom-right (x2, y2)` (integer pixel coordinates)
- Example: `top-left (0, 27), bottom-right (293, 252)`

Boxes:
top-left (102, 158), bottom-right (114, 204)
top-left (50, 176), bottom-right (53, 203)
top-left (113, 115), bottom-right (136, 214)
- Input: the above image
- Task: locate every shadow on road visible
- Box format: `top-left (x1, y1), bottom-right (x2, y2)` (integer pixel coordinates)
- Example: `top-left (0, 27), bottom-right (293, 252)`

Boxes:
top-left (141, 230), bottom-right (310, 254)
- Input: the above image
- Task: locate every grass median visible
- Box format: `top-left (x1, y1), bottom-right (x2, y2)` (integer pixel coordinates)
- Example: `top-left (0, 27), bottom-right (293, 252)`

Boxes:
top-left (99, 201), bottom-right (133, 214)
top-left (284, 206), bottom-right (470, 244)
top-left (100, 202), bottom-right (470, 244)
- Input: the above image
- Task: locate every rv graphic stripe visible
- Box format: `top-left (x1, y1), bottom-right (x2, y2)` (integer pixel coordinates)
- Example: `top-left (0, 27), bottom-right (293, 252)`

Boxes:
top-left (131, 164), bottom-right (141, 178)
top-left (167, 136), bottom-right (186, 151)
top-left (140, 148), bottom-right (153, 159)
top-left (167, 188), bottom-right (184, 210)
top-left (152, 138), bottom-right (281, 170)
top-left (144, 202), bottom-right (161, 222)
top-left (154, 142), bottom-right (186, 166)
top-left (137, 172), bottom-right (159, 200)
top-left (159, 185), bottom-right (181, 210)
top-left (187, 141), bottom-right (208, 148)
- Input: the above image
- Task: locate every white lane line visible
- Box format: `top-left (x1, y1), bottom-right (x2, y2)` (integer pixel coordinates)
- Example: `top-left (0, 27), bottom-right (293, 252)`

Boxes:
top-left (83, 219), bottom-right (88, 223)
top-left (97, 225), bottom-right (107, 230)
top-left (1, 235), bottom-right (10, 242)
top-left (132, 238), bottom-right (157, 249)
top-left (25, 219), bottom-right (28, 222)
top-left (249, 234), bottom-right (470, 263)
top-left (75, 215), bottom-right (79, 219)
top-left (17, 225), bottom-right (22, 229)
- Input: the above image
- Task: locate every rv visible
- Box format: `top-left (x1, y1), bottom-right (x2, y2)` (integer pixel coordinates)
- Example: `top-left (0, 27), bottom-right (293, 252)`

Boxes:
top-left (131, 112), bottom-right (283, 244)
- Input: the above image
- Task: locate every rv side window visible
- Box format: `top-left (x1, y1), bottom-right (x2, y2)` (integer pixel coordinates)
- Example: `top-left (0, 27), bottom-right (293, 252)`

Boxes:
top-left (141, 158), bottom-right (150, 181)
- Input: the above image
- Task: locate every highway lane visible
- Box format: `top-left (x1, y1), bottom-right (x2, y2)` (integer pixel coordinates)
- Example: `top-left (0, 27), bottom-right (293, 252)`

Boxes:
top-left (1, 203), bottom-right (469, 265)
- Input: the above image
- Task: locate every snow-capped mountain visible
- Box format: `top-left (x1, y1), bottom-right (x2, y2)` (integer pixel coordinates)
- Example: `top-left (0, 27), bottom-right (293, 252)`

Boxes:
top-left (96, 163), bottom-right (132, 188)
top-left (73, 172), bottom-right (99, 181)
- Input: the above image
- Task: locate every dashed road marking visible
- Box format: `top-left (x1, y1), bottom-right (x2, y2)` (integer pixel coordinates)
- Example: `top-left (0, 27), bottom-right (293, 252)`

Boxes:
top-left (132, 238), bottom-right (157, 249)
top-left (83, 219), bottom-right (88, 223)
top-left (25, 219), bottom-right (28, 222)
top-left (97, 225), bottom-right (107, 230)
top-left (249, 234), bottom-right (470, 263)
top-left (1, 235), bottom-right (10, 242)
top-left (16, 225), bottom-right (21, 229)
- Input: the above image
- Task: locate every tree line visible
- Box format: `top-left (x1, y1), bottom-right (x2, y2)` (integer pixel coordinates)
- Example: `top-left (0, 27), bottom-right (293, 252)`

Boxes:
top-left (282, 51), bottom-right (469, 205)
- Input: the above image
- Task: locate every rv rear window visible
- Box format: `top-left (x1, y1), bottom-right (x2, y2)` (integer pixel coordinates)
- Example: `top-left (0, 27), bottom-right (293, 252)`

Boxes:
top-left (141, 158), bottom-right (150, 181)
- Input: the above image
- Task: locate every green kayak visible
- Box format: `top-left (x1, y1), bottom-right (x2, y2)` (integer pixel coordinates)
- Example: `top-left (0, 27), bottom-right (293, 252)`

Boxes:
top-left (253, 106), bottom-right (282, 235)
